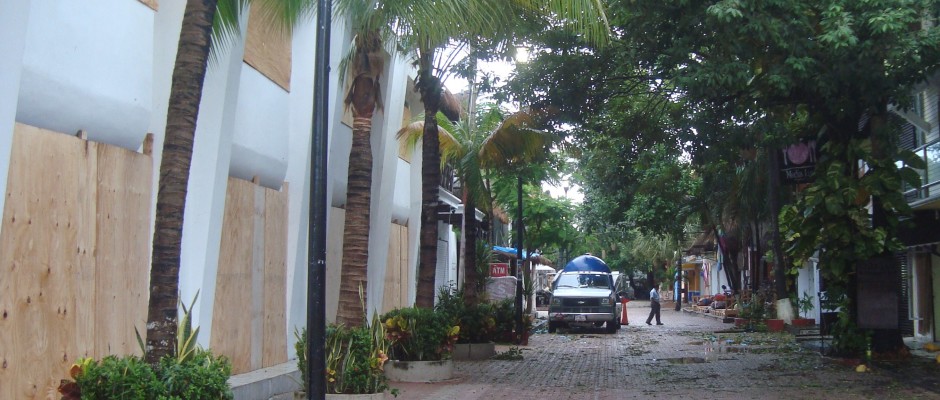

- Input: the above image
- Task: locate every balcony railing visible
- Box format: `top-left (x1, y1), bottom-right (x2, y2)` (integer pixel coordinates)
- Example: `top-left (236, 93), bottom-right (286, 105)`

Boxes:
top-left (903, 139), bottom-right (940, 206)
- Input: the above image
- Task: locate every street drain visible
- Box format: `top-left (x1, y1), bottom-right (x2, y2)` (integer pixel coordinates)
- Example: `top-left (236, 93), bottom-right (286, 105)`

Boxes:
top-left (664, 357), bottom-right (707, 364)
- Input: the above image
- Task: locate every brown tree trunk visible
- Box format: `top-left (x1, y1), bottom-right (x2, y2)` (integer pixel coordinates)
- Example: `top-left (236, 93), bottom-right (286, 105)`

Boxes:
top-left (415, 52), bottom-right (442, 308)
top-left (146, 0), bottom-right (218, 364)
top-left (462, 192), bottom-right (479, 306)
top-left (337, 73), bottom-right (379, 327)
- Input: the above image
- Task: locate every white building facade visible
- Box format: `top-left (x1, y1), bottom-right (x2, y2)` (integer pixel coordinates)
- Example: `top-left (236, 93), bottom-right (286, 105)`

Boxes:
top-left (0, 0), bottom-right (459, 395)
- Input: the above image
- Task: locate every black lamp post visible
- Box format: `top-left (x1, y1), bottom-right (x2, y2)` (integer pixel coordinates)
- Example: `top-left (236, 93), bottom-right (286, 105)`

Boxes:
top-left (308, 1), bottom-right (331, 398)
top-left (515, 174), bottom-right (525, 344)
top-left (674, 259), bottom-right (682, 312)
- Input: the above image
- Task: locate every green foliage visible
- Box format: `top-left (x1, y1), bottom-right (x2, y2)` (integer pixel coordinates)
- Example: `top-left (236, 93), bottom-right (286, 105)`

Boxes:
top-left (433, 285), bottom-right (499, 344)
top-left (382, 307), bottom-right (459, 361)
top-left (737, 291), bottom-right (771, 321)
top-left (796, 292), bottom-right (815, 318)
top-left (296, 314), bottom-right (391, 395)
top-left (158, 350), bottom-right (233, 399)
top-left (294, 327), bottom-right (308, 390)
top-left (829, 298), bottom-right (870, 357)
top-left (65, 292), bottom-right (232, 399)
top-left (62, 352), bottom-right (233, 400)
top-left (490, 299), bottom-right (520, 343)
top-left (493, 347), bottom-right (524, 361)
top-left (70, 356), bottom-right (164, 399)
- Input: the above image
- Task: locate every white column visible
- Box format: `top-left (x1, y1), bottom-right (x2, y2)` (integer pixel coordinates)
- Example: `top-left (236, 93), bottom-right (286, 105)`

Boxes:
top-left (364, 51), bottom-right (409, 316)
top-left (0, 0), bottom-right (31, 233)
top-left (174, 10), bottom-right (250, 348)
top-left (286, 14), bottom-right (349, 345)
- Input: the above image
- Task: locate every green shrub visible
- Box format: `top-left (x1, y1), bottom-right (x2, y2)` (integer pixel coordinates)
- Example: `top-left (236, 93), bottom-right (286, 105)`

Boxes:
top-left (382, 307), bottom-right (458, 361)
top-left (59, 294), bottom-right (232, 400)
top-left (491, 299), bottom-right (517, 343)
top-left (70, 356), bottom-right (164, 400)
top-left (433, 285), bottom-right (497, 344)
top-left (159, 349), bottom-right (233, 399)
top-left (296, 313), bottom-right (392, 395)
top-left (61, 352), bottom-right (233, 400)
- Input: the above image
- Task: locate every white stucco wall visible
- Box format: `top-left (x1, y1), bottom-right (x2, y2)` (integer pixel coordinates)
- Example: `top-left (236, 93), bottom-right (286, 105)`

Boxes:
top-left (17, 0), bottom-right (152, 150)
top-left (0, 0), bottom-right (31, 237)
top-left (177, 11), bottom-right (250, 347)
top-left (286, 13), bottom-right (350, 342)
top-left (796, 260), bottom-right (820, 322)
top-left (230, 65), bottom-right (290, 188)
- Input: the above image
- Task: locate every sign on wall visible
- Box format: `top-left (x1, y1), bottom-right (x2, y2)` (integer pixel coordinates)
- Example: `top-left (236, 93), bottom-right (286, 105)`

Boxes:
top-left (780, 140), bottom-right (818, 184)
top-left (490, 263), bottom-right (510, 277)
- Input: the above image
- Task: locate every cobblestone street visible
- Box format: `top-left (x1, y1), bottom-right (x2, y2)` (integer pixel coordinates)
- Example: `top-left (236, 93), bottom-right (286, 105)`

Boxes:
top-left (391, 301), bottom-right (940, 399)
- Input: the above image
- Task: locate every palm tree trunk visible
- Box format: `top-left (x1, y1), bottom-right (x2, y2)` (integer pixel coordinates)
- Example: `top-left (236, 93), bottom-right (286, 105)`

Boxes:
top-left (415, 52), bottom-right (443, 308)
top-left (146, 0), bottom-right (218, 364)
top-left (337, 33), bottom-right (382, 327)
top-left (337, 86), bottom-right (376, 327)
top-left (462, 191), bottom-right (479, 306)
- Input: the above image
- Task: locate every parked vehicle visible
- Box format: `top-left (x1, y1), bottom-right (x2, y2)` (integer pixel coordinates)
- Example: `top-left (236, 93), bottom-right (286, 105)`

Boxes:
top-left (548, 254), bottom-right (621, 333)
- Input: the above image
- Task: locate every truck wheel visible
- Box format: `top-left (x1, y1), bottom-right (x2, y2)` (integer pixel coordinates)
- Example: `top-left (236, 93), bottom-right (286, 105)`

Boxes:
top-left (606, 319), bottom-right (618, 333)
top-left (548, 322), bottom-right (558, 333)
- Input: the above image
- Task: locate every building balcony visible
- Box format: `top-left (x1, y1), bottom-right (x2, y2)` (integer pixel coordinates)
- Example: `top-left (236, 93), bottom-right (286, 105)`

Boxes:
top-left (904, 139), bottom-right (940, 210)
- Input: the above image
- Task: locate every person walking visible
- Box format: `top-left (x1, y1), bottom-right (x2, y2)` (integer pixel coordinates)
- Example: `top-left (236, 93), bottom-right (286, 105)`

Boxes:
top-left (647, 285), bottom-right (663, 325)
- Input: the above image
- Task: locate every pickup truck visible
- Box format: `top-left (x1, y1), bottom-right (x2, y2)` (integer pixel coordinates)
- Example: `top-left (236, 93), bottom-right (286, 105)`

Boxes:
top-left (547, 254), bottom-right (622, 333)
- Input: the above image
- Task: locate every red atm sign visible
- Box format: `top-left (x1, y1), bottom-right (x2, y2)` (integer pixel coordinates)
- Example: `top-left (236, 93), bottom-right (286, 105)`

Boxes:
top-left (490, 263), bottom-right (509, 277)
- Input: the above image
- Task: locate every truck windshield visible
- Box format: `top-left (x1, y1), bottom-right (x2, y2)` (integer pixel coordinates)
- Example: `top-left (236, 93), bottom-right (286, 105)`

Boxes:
top-left (555, 273), bottom-right (609, 289)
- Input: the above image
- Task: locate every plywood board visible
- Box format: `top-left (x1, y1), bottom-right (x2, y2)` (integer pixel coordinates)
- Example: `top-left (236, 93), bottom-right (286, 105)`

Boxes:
top-left (381, 224), bottom-right (411, 313)
top-left (244, 4), bottom-right (291, 90)
top-left (262, 186), bottom-right (288, 367)
top-left (0, 125), bottom-right (97, 399)
top-left (212, 178), bottom-right (255, 374)
top-left (94, 144), bottom-right (151, 358)
top-left (249, 185), bottom-right (265, 370)
top-left (400, 225), bottom-right (411, 306)
top-left (137, 0), bottom-right (158, 11)
top-left (383, 224), bottom-right (402, 314)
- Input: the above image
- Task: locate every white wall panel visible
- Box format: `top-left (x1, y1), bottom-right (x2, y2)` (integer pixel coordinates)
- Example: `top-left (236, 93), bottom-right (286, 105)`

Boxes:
top-left (230, 65), bottom-right (289, 188)
top-left (17, 0), bottom-right (152, 150)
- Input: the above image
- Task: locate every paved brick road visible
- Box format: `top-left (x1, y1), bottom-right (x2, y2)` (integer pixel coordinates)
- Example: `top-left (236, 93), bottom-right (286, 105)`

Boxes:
top-left (391, 301), bottom-right (940, 400)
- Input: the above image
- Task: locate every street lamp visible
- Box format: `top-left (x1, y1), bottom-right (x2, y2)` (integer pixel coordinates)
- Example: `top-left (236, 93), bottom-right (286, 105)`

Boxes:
top-left (513, 47), bottom-right (528, 345)
top-left (514, 174), bottom-right (525, 344)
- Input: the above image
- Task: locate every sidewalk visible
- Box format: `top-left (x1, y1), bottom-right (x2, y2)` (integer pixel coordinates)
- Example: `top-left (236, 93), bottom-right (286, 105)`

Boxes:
top-left (390, 301), bottom-right (940, 399)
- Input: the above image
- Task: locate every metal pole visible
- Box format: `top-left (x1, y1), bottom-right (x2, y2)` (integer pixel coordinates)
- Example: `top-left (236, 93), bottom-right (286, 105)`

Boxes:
top-left (515, 174), bottom-right (524, 344)
top-left (674, 260), bottom-right (681, 312)
top-left (308, 1), bottom-right (331, 398)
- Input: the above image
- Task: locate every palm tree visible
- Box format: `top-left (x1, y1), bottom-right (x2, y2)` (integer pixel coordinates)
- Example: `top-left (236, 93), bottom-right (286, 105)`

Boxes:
top-left (331, 0), bottom-right (609, 309)
top-left (406, 1), bottom-right (610, 308)
top-left (146, 0), bottom-right (312, 363)
top-left (399, 105), bottom-right (554, 306)
top-left (331, 0), bottom-right (388, 326)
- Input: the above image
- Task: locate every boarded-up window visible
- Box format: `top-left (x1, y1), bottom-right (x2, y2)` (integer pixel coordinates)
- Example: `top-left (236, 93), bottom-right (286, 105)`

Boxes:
top-left (244, 5), bottom-right (291, 90)
top-left (211, 178), bottom-right (289, 374)
top-left (138, 0), bottom-right (157, 11)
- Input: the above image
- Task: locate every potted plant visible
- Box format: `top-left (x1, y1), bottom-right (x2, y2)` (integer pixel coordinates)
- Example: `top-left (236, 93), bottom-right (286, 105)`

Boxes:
top-left (381, 306), bottom-right (459, 382)
top-left (295, 322), bottom-right (392, 399)
top-left (434, 285), bottom-right (498, 361)
top-left (295, 290), bottom-right (394, 399)
top-left (764, 306), bottom-right (786, 333)
top-left (737, 292), bottom-right (771, 331)
top-left (791, 292), bottom-right (816, 327)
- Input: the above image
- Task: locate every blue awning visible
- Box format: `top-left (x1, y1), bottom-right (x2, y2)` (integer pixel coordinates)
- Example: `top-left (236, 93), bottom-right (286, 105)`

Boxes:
top-left (491, 245), bottom-right (553, 266)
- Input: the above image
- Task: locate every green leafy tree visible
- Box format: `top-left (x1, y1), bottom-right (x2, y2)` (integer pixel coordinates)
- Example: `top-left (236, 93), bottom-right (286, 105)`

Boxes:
top-left (399, 104), bottom-right (556, 305)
